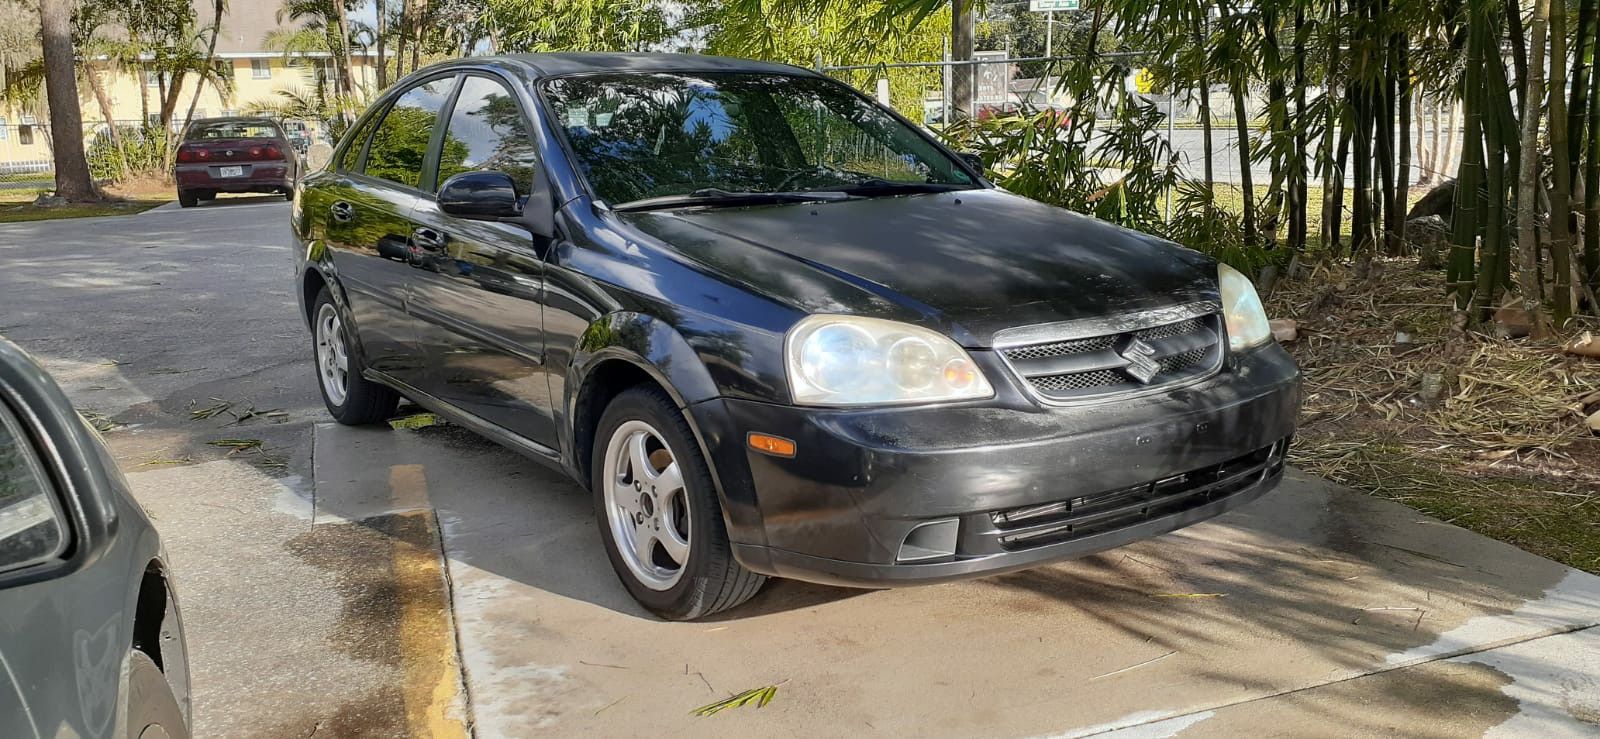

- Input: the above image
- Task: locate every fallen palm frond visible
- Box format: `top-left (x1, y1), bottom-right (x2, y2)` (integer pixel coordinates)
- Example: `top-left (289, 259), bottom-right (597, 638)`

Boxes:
top-left (1268, 258), bottom-right (1600, 573)
top-left (389, 412), bottom-right (444, 430)
top-left (189, 398), bottom-right (233, 420)
top-left (78, 410), bottom-right (121, 433)
top-left (691, 684), bottom-right (779, 716)
top-left (206, 438), bottom-right (263, 454)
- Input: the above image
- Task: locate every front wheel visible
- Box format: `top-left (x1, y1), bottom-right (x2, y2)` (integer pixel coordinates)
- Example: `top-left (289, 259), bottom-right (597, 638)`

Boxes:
top-left (592, 386), bottom-right (765, 620)
top-left (311, 287), bottom-right (398, 425)
top-left (126, 650), bottom-right (187, 739)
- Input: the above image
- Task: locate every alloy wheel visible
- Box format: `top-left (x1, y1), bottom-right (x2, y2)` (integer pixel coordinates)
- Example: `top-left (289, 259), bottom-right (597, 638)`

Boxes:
top-left (315, 303), bottom-right (350, 406)
top-left (602, 420), bottom-right (692, 591)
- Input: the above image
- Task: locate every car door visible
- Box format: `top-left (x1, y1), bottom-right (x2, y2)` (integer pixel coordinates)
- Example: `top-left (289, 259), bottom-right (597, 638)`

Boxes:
top-left (323, 75), bottom-right (460, 388)
top-left (406, 74), bottom-right (558, 447)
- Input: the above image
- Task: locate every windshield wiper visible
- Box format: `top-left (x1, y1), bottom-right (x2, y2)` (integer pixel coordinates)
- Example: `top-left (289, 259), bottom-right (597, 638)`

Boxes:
top-left (830, 179), bottom-right (974, 196)
top-left (611, 188), bottom-right (854, 212)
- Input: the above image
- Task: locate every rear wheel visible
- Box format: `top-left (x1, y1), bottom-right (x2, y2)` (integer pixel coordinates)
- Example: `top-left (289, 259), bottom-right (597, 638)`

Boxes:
top-left (176, 190), bottom-right (197, 208)
top-left (592, 386), bottom-right (765, 620)
top-left (311, 287), bottom-right (398, 425)
top-left (283, 188), bottom-right (295, 202)
top-left (126, 650), bottom-right (187, 739)
top-left (196, 191), bottom-right (215, 202)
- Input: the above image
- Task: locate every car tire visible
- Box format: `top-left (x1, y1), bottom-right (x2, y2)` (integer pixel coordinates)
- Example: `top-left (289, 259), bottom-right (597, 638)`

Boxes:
top-left (126, 650), bottom-right (188, 739)
top-left (176, 190), bottom-right (197, 208)
top-left (311, 287), bottom-right (399, 425)
top-left (283, 188), bottom-right (295, 202)
top-left (591, 385), bottom-right (765, 620)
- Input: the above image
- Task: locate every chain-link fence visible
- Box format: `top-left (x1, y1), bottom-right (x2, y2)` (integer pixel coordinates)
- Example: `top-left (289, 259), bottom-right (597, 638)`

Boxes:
top-left (817, 52), bottom-right (1280, 189)
top-left (817, 53), bottom-right (1456, 191)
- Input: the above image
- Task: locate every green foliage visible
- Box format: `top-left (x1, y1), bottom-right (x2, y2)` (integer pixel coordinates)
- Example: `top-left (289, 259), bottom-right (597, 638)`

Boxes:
top-left (696, 0), bottom-right (949, 122)
top-left (365, 106), bottom-right (453, 188)
top-left (485, 0), bottom-right (671, 52)
top-left (85, 125), bottom-right (170, 181)
top-left (1165, 181), bottom-right (1286, 274)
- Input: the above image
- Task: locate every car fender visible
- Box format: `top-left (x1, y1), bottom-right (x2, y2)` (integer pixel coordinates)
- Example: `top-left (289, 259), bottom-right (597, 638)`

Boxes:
top-left (563, 312), bottom-right (767, 545)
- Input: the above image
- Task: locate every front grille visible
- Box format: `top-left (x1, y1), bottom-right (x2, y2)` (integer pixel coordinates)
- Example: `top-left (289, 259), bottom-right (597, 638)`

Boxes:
top-left (998, 311), bottom-right (1224, 401)
top-left (990, 440), bottom-right (1288, 551)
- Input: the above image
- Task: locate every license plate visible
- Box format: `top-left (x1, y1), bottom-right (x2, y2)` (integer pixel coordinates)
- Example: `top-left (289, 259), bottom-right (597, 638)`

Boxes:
top-left (218, 166), bottom-right (244, 178)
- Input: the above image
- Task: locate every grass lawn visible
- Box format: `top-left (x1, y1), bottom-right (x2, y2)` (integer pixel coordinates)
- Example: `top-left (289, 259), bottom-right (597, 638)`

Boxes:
top-left (0, 199), bottom-right (169, 223)
top-left (0, 180), bottom-right (174, 223)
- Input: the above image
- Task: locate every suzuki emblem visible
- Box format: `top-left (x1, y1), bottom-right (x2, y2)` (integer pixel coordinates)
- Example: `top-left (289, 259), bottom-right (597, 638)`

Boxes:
top-left (1120, 338), bottom-right (1161, 384)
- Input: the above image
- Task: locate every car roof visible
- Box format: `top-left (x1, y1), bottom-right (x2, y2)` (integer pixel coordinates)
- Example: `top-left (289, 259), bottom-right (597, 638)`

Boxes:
top-left (455, 52), bottom-right (819, 80)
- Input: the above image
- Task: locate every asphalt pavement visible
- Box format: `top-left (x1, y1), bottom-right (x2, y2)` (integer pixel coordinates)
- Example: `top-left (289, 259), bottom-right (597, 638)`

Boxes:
top-left (3, 196), bottom-right (1597, 738)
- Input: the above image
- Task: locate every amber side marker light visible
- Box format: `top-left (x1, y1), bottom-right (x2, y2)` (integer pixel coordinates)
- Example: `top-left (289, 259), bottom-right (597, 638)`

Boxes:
top-left (747, 433), bottom-right (797, 458)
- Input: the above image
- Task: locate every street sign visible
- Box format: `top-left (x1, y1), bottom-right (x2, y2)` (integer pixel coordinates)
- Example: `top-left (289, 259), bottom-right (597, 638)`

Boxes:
top-left (973, 50), bottom-right (1011, 106)
top-left (1030, 0), bottom-right (1079, 11)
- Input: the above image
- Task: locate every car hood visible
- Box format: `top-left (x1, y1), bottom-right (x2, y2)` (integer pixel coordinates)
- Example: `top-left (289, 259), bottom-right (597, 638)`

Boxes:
top-left (615, 188), bottom-right (1218, 346)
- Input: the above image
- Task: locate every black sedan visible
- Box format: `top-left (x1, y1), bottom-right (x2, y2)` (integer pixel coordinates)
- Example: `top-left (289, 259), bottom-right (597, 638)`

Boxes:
top-left (290, 53), bottom-right (1300, 620)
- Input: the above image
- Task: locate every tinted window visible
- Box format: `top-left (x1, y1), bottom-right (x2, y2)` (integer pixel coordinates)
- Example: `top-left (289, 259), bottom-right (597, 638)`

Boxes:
top-left (0, 402), bottom-right (66, 573)
top-left (542, 72), bottom-right (973, 205)
top-left (185, 119), bottom-right (282, 139)
top-left (364, 76), bottom-right (457, 189)
top-left (337, 114), bottom-right (379, 172)
top-left (437, 76), bottom-right (541, 195)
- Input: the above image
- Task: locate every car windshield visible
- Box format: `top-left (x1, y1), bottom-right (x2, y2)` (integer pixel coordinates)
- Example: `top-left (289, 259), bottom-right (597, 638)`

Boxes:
top-left (186, 120), bottom-right (281, 140)
top-left (541, 72), bottom-right (977, 206)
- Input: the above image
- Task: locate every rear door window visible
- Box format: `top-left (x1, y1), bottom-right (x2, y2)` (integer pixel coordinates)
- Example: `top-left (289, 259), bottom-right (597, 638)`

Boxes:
top-left (364, 76), bottom-right (458, 190)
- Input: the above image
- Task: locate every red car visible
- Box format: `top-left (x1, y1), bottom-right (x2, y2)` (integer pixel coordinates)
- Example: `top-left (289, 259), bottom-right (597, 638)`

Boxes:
top-left (173, 117), bottom-right (298, 207)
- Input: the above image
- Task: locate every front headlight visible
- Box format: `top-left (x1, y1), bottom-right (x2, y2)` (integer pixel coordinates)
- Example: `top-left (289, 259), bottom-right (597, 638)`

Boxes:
top-left (785, 315), bottom-right (994, 406)
top-left (1219, 263), bottom-right (1272, 351)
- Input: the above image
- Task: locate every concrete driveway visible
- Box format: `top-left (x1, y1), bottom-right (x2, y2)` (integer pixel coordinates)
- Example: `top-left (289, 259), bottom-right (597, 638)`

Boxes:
top-left (3, 197), bottom-right (1598, 738)
top-left (313, 422), bottom-right (1600, 738)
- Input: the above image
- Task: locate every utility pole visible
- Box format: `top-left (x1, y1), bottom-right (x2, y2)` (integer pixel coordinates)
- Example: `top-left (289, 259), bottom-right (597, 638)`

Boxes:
top-left (1046, 11), bottom-right (1053, 58)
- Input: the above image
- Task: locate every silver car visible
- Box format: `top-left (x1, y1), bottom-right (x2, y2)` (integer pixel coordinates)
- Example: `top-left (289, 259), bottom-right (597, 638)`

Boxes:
top-left (0, 337), bottom-right (191, 739)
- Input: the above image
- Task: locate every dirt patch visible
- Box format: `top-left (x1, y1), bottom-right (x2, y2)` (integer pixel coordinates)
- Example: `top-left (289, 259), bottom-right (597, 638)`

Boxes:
top-left (1267, 258), bottom-right (1600, 573)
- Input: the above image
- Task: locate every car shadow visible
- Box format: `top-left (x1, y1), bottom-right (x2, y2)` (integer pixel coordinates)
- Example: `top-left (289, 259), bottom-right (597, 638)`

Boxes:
top-left (194, 194), bottom-right (290, 207)
top-left (310, 421), bottom-right (865, 620)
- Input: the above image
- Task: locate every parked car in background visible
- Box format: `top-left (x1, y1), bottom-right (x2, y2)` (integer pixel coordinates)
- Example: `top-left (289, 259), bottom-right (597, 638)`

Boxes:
top-left (282, 120), bottom-right (313, 156)
top-left (173, 117), bottom-right (298, 207)
top-left (0, 337), bottom-right (191, 738)
top-left (292, 52), bottom-right (1300, 620)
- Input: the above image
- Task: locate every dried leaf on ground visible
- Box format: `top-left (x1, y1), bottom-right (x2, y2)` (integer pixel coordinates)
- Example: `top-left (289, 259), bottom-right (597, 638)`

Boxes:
top-left (389, 412), bottom-right (444, 430)
top-left (691, 684), bottom-right (779, 716)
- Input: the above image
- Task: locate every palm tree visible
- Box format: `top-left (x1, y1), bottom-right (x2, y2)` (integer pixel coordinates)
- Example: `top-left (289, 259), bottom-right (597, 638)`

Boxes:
top-left (277, 0), bottom-right (356, 101)
top-left (177, 0), bottom-right (228, 149)
top-left (38, 0), bottom-right (96, 200)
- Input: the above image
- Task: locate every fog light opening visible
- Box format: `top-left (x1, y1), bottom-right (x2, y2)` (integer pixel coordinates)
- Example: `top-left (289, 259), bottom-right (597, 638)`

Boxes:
top-left (897, 519), bottom-right (958, 562)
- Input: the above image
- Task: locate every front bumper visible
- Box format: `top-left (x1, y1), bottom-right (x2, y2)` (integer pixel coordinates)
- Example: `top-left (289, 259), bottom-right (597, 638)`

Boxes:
top-left (689, 343), bottom-right (1301, 588)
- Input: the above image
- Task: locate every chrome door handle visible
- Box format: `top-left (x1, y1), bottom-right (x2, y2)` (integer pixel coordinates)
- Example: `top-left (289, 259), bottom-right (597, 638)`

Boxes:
top-left (411, 227), bottom-right (447, 252)
top-left (329, 200), bottom-right (354, 223)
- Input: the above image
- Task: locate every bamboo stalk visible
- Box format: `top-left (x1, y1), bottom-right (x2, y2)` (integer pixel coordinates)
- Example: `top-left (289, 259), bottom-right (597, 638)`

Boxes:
top-left (1517, 0), bottom-right (1553, 338)
top-left (1549, 0), bottom-right (1574, 323)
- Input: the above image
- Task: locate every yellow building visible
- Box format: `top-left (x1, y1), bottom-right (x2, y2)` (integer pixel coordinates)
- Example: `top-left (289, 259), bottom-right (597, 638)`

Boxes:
top-left (1, 2), bottom-right (382, 172)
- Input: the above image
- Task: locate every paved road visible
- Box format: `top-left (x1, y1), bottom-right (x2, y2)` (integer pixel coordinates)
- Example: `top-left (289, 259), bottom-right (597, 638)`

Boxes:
top-left (0, 197), bottom-right (436, 737)
top-left (3, 198), bottom-right (1598, 737)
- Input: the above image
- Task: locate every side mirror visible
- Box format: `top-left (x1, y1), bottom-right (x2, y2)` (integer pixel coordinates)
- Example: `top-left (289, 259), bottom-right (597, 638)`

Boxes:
top-left (438, 171), bottom-right (523, 220)
top-left (959, 152), bottom-right (984, 172)
top-left (437, 170), bottom-right (555, 240)
top-left (0, 338), bottom-right (118, 589)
